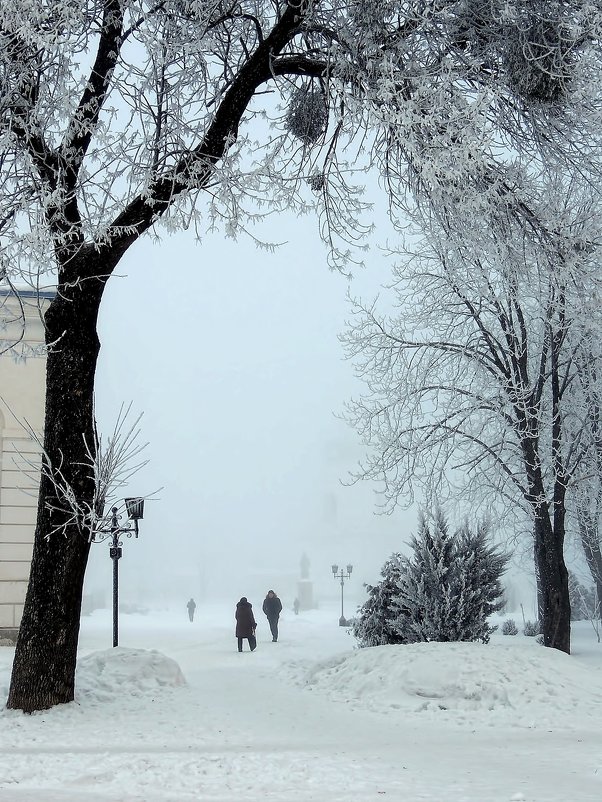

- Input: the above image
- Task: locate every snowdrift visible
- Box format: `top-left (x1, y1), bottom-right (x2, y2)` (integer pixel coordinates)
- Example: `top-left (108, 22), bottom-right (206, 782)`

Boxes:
top-left (75, 647), bottom-right (186, 704)
top-left (296, 640), bottom-right (602, 728)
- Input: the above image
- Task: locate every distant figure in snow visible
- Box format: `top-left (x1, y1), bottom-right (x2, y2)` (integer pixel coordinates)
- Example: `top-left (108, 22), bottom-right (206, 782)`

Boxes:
top-left (187, 598), bottom-right (196, 622)
top-left (293, 597), bottom-right (300, 615)
top-left (235, 597), bottom-right (257, 652)
top-left (263, 590), bottom-right (283, 642)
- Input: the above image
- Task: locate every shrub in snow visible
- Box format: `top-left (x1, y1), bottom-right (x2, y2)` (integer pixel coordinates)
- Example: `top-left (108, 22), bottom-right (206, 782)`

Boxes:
top-left (354, 508), bottom-right (509, 647)
top-left (353, 554), bottom-right (406, 647)
top-left (523, 620), bottom-right (540, 637)
top-left (390, 509), bottom-right (458, 644)
top-left (502, 619), bottom-right (518, 635)
top-left (391, 511), bottom-right (508, 644)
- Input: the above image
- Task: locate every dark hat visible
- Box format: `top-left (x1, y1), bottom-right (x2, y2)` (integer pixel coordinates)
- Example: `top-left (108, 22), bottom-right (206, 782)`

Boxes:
top-left (239, 596), bottom-right (247, 603)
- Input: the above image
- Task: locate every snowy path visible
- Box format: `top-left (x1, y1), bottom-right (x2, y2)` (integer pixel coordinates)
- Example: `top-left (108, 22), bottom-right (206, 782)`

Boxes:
top-left (1, 605), bottom-right (601, 801)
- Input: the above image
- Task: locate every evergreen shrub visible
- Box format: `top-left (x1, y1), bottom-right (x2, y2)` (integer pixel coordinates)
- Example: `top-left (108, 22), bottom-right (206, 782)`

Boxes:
top-left (502, 619), bottom-right (518, 635)
top-left (523, 620), bottom-right (540, 636)
top-left (354, 508), bottom-right (509, 647)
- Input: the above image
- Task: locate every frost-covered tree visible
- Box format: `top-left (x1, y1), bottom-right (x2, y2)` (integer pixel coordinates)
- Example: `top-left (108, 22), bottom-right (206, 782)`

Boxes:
top-left (343, 173), bottom-right (602, 654)
top-left (391, 509), bottom-right (460, 643)
top-left (2, 1), bottom-right (602, 710)
top-left (391, 511), bottom-right (508, 644)
top-left (353, 553), bottom-right (405, 647)
top-left (353, 510), bottom-right (508, 647)
top-left (454, 521), bottom-right (510, 638)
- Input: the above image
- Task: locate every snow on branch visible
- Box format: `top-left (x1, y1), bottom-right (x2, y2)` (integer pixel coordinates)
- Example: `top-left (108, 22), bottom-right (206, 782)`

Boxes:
top-left (9, 401), bottom-right (153, 542)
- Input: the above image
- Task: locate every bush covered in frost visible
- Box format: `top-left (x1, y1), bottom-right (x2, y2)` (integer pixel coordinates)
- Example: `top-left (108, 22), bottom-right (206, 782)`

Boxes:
top-left (353, 554), bottom-right (406, 647)
top-left (502, 619), bottom-right (518, 635)
top-left (354, 508), bottom-right (509, 647)
top-left (523, 620), bottom-right (540, 637)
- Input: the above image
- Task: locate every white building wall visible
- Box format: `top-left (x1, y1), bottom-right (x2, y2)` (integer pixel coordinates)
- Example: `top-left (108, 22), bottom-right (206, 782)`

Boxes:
top-left (0, 291), bottom-right (50, 637)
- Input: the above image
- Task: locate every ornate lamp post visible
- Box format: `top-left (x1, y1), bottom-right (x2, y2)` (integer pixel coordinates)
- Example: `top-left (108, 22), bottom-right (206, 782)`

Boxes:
top-left (332, 563), bottom-right (353, 626)
top-left (91, 498), bottom-right (145, 647)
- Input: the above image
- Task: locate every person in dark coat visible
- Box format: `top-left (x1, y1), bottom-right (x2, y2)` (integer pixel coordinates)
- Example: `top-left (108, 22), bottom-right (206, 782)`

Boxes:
top-left (262, 590), bottom-right (283, 642)
top-left (235, 597), bottom-right (257, 652)
top-left (187, 598), bottom-right (196, 622)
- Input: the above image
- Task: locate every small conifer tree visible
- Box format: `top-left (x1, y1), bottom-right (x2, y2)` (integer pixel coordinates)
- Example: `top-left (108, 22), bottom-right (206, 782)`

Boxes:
top-left (453, 521), bottom-right (510, 642)
top-left (354, 509), bottom-right (509, 647)
top-left (353, 554), bottom-right (406, 647)
top-left (391, 509), bottom-right (459, 642)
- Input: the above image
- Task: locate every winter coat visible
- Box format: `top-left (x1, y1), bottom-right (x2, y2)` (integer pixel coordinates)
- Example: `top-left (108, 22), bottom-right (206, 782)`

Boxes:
top-left (235, 600), bottom-right (257, 638)
top-left (262, 594), bottom-right (283, 621)
top-left (187, 599), bottom-right (196, 611)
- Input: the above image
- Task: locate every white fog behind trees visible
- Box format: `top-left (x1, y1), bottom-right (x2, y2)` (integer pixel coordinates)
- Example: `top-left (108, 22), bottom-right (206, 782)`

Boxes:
top-left (84, 202), bottom-right (549, 617)
top-left (85, 207), bottom-right (424, 613)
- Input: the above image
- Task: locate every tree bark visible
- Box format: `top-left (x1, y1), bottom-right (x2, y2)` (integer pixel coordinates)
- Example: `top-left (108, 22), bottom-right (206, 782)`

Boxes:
top-left (532, 538), bottom-right (544, 622)
top-left (7, 263), bottom-right (106, 711)
top-left (533, 509), bottom-right (571, 653)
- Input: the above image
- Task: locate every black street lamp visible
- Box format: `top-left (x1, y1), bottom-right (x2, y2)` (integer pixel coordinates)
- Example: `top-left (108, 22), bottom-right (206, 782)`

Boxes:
top-left (332, 563), bottom-right (353, 626)
top-left (91, 498), bottom-right (145, 647)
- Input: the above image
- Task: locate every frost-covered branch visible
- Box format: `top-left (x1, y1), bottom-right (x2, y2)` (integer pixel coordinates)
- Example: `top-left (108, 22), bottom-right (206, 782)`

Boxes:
top-left (14, 402), bottom-right (152, 542)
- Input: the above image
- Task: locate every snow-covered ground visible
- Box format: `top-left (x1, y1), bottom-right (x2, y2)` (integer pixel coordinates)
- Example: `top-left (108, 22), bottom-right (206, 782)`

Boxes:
top-left (0, 603), bottom-right (601, 801)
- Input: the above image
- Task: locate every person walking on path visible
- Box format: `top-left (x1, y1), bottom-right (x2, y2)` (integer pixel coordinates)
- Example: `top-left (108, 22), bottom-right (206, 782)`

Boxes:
top-left (235, 597), bottom-right (257, 652)
top-left (187, 598), bottom-right (196, 622)
top-left (262, 590), bottom-right (283, 642)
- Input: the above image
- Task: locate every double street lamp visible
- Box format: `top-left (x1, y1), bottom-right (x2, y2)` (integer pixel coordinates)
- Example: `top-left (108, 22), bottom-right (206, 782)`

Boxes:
top-left (91, 498), bottom-right (145, 647)
top-left (332, 563), bottom-right (353, 626)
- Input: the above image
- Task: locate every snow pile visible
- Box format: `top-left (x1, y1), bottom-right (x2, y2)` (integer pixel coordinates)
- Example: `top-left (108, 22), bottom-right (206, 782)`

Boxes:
top-left (297, 640), bottom-right (602, 728)
top-left (75, 647), bottom-right (186, 704)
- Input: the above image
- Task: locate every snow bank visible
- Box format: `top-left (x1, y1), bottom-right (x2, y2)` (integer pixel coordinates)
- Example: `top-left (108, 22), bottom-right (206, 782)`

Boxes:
top-left (296, 640), bottom-right (602, 728)
top-left (75, 647), bottom-right (186, 704)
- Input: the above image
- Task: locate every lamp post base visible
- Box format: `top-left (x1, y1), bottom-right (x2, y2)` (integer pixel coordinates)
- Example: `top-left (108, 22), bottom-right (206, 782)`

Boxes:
top-left (339, 615), bottom-right (348, 627)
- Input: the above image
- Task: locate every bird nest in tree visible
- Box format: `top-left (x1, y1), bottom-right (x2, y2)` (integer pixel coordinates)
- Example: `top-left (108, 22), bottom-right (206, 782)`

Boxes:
top-left (286, 87), bottom-right (328, 144)
top-left (503, 16), bottom-right (578, 104)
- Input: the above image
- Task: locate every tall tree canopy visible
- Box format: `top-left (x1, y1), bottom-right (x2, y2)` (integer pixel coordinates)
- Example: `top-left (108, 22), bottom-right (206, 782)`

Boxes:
top-left (1, 1), bottom-right (601, 710)
top-left (342, 170), bottom-right (602, 653)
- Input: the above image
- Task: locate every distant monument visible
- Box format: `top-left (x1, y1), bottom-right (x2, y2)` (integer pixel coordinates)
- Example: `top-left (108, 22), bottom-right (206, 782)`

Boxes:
top-left (297, 552), bottom-right (314, 610)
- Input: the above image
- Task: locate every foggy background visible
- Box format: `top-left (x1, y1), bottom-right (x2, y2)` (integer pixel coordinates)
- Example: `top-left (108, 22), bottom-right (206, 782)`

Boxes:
top-left (84, 204), bottom-right (540, 619)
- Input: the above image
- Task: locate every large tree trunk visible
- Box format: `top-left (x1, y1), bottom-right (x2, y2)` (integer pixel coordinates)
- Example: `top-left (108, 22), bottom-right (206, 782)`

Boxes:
top-left (533, 509), bottom-right (571, 654)
top-left (7, 267), bottom-right (106, 711)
